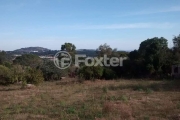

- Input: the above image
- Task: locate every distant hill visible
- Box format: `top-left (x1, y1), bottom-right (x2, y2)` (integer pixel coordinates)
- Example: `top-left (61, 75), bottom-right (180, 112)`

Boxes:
top-left (6, 47), bottom-right (129, 57)
top-left (14, 47), bottom-right (50, 53)
top-left (76, 49), bottom-right (97, 57)
top-left (6, 47), bottom-right (97, 57)
top-left (7, 47), bottom-right (51, 54)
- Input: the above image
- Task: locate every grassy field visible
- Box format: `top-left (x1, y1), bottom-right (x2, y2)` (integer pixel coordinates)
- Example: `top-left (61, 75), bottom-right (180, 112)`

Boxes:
top-left (0, 79), bottom-right (180, 120)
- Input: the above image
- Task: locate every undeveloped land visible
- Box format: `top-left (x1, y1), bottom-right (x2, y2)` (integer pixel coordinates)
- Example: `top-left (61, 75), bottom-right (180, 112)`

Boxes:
top-left (0, 79), bottom-right (180, 120)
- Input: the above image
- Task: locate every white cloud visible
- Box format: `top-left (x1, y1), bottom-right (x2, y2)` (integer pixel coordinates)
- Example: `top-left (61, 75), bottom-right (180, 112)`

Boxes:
top-left (126, 6), bottom-right (180, 16)
top-left (60, 22), bottom-right (176, 30)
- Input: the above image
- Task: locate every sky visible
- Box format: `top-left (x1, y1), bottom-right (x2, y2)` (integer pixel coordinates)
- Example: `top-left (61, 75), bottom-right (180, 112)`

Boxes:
top-left (0, 0), bottom-right (180, 51)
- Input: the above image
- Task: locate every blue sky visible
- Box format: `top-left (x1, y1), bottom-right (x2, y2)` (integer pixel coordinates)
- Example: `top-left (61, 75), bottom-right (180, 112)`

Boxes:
top-left (0, 0), bottom-right (180, 51)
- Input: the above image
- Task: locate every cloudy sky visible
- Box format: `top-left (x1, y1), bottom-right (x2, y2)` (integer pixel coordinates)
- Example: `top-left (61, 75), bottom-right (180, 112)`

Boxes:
top-left (0, 0), bottom-right (180, 51)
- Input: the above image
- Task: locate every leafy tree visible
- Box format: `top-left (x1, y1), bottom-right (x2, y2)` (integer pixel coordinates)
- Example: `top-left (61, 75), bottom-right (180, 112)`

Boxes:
top-left (138, 37), bottom-right (168, 76)
top-left (0, 65), bottom-right (12, 85)
top-left (0, 51), bottom-right (7, 65)
top-left (40, 60), bottom-right (68, 81)
top-left (96, 43), bottom-right (113, 57)
top-left (173, 34), bottom-right (180, 49)
top-left (139, 37), bottom-right (167, 55)
top-left (61, 43), bottom-right (76, 64)
top-left (78, 66), bottom-right (93, 80)
top-left (61, 43), bottom-right (76, 53)
top-left (117, 51), bottom-right (128, 57)
top-left (172, 34), bottom-right (180, 64)
top-left (11, 65), bottom-right (26, 83)
top-left (123, 50), bottom-right (144, 78)
top-left (13, 54), bottom-right (43, 68)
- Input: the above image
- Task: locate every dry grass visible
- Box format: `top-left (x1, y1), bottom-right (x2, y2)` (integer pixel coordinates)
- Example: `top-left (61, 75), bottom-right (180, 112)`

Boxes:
top-left (0, 79), bottom-right (180, 120)
top-left (102, 101), bottom-right (133, 120)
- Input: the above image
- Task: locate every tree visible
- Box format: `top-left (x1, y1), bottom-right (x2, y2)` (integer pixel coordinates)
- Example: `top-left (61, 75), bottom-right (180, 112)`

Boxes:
top-left (13, 54), bottom-right (43, 68)
top-left (0, 65), bottom-right (12, 85)
top-left (173, 34), bottom-right (180, 49)
top-left (138, 37), bottom-right (168, 76)
top-left (78, 66), bottom-right (94, 80)
top-left (40, 60), bottom-right (68, 81)
top-left (61, 43), bottom-right (76, 53)
top-left (172, 34), bottom-right (180, 64)
top-left (0, 51), bottom-right (7, 65)
top-left (127, 50), bottom-right (145, 78)
top-left (93, 66), bottom-right (104, 79)
top-left (25, 68), bottom-right (44, 86)
top-left (11, 65), bottom-right (26, 83)
top-left (96, 43), bottom-right (113, 57)
top-left (61, 43), bottom-right (76, 64)
top-left (139, 37), bottom-right (168, 55)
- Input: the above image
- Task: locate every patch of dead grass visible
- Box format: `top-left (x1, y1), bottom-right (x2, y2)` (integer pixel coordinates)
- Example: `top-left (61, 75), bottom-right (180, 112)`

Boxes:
top-left (0, 79), bottom-right (179, 120)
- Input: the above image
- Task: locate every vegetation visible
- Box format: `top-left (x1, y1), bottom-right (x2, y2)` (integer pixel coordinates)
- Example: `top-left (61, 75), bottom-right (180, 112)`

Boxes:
top-left (13, 54), bottom-right (43, 68)
top-left (1, 34), bottom-right (180, 85)
top-left (78, 66), bottom-right (104, 80)
top-left (79, 35), bottom-right (180, 80)
top-left (0, 79), bottom-right (179, 120)
top-left (40, 60), bottom-right (68, 81)
top-left (0, 65), bottom-right (12, 85)
top-left (25, 68), bottom-right (44, 86)
top-left (0, 34), bottom-right (180, 119)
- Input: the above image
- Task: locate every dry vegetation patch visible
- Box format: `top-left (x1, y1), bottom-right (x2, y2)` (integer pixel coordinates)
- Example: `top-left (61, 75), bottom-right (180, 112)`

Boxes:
top-left (0, 79), bottom-right (179, 120)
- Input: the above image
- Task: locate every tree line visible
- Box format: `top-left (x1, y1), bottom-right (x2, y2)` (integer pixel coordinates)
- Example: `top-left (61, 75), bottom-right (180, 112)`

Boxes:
top-left (78, 34), bottom-right (180, 80)
top-left (0, 34), bottom-right (180, 86)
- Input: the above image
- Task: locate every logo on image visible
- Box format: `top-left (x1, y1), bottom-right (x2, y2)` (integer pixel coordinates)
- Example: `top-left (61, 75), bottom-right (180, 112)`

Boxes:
top-left (54, 51), bottom-right (72, 69)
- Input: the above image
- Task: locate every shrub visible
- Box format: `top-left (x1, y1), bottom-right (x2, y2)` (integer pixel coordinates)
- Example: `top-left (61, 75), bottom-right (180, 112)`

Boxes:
top-left (78, 66), bottom-right (118, 80)
top-left (40, 60), bottom-right (67, 81)
top-left (26, 68), bottom-right (44, 86)
top-left (0, 65), bottom-right (12, 85)
top-left (11, 65), bottom-right (26, 83)
top-left (78, 66), bottom-right (104, 80)
top-left (103, 68), bottom-right (117, 80)
top-left (13, 54), bottom-right (43, 68)
top-left (93, 66), bottom-right (104, 79)
top-left (79, 66), bottom-right (93, 80)
top-left (0, 51), bottom-right (7, 65)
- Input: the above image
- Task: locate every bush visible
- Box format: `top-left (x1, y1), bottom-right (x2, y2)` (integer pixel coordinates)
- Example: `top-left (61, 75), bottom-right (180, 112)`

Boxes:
top-left (93, 66), bottom-right (104, 79)
top-left (13, 54), bottom-right (43, 68)
top-left (11, 65), bottom-right (26, 83)
top-left (0, 65), bottom-right (12, 85)
top-left (78, 66), bottom-right (104, 80)
top-left (78, 66), bottom-right (93, 80)
top-left (103, 68), bottom-right (117, 80)
top-left (0, 51), bottom-right (7, 65)
top-left (78, 66), bottom-right (118, 80)
top-left (40, 60), bottom-right (67, 81)
top-left (25, 68), bottom-right (44, 86)
top-left (0, 65), bottom-right (44, 86)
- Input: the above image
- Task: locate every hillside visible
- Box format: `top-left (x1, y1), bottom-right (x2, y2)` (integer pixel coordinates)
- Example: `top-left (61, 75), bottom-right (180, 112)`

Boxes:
top-left (6, 47), bottom-right (98, 57)
top-left (14, 47), bottom-right (50, 53)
